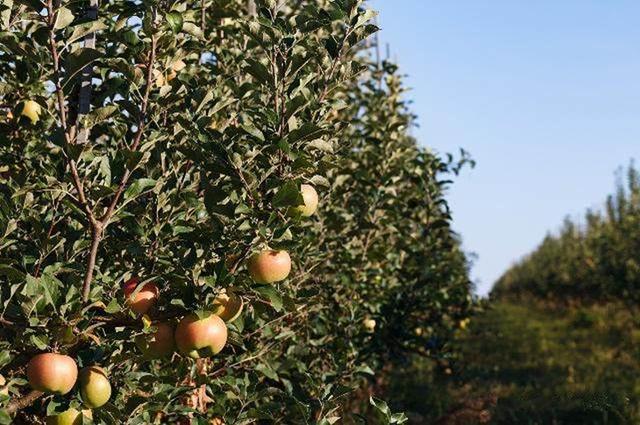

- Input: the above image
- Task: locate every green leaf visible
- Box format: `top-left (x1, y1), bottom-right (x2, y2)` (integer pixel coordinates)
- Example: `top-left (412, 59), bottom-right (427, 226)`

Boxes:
top-left (104, 298), bottom-right (121, 314)
top-left (62, 48), bottom-right (103, 88)
top-left (272, 181), bottom-right (303, 208)
top-left (253, 286), bottom-right (283, 312)
top-left (0, 409), bottom-right (11, 425)
top-left (0, 350), bottom-right (12, 368)
top-left (244, 59), bottom-right (272, 87)
top-left (54, 6), bottom-right (74, 30)
top-left (309, 175), bottom-right (330, 188)
top-left (288, 123), bottom-right (325, 145)
top-left (82, 104), bottom-right (118, 129)
top-left (124, 178), bottom-right (157, 200)
top-left (165, 11), bottom-right (183, 33)
top-left (255, 363), bottom-right (279, 380)
top-left (67, 21), bottom-right (108, 44)
top-left (370, 397), bottom-right (391, 419)
top-left (30, 334), bottom-right (49, 350)
top-left (241, 123), bottom-right (265, 142)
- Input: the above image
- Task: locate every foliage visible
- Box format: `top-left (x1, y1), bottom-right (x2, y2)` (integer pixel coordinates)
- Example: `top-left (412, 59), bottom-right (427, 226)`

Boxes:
top-left (445, 301), bottom-right (640, 424)
top-left (493, 164), bottom-right (640, 302)
top-left (0, 0), bottom-right (472, 423)
top-left (378, 300), bottom-right (640, 424)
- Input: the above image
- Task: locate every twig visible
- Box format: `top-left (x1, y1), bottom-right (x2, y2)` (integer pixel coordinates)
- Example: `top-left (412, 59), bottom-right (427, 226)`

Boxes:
top-left (99, 32), bottom-right (157, 224)
top-left (45, 0), bottom-right (93, 219)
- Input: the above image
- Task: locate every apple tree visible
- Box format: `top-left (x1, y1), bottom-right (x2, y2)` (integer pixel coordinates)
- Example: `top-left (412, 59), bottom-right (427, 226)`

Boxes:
top-left (0, 0), bottom-right (473, 423)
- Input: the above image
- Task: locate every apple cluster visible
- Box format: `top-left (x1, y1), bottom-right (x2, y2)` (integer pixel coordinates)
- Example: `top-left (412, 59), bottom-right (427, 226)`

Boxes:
top-left (26, 184), bottom-right (319, 422)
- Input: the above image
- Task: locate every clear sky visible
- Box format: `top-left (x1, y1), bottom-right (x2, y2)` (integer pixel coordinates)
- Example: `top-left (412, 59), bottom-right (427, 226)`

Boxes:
top-left (371, 0), bottom-right (640, 296)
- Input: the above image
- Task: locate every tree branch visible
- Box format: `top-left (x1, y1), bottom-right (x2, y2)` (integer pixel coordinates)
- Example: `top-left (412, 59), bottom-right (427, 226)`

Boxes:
top-left (100, 32), bottom-right (157, 224)
top-left (45, 0), bottom-right (93, 220)
top-left (74, 0), bottom-right (99, 145)
top-left (4, 390), bottom-right (44, 415)
top-left (81, 223), bottom-right (103, 301)
top-left (83, 22), bottom-right (158, 301)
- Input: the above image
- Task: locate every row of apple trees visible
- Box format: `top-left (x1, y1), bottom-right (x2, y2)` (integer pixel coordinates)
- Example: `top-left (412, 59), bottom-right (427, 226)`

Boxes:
top-left (493, 164), bottom-right (640, 303)
top-left (0, 0), bottom-right (473, 423)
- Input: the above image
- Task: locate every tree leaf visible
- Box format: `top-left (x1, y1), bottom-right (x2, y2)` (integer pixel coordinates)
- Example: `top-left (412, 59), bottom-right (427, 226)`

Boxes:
top-left (244, 59), bottom-right (272, 87)
top-left (62, 48), bottom-right (102, 88)
top-left (272, 181), bottom-right (303, 208)
top-left (165, 11), bottom-right (183, 33)
top-left (124, 178), bottom-right (157, 200)
top-left (54, 6), bottom-right (74, 30)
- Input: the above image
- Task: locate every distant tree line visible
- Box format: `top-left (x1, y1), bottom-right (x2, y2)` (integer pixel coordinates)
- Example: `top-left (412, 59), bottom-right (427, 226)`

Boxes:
top-left (493, 164), bottom-right (640, 302)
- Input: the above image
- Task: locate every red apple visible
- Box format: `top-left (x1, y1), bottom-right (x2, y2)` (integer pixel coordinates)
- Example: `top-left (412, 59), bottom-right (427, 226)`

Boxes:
top-left (123, 277), bottom-right (158, 315)
top-left (175, 314), bottom-right (228, 359)
top-left (247, 250), bottom-right (291, 284)
top-left (27, 353), bottom-right (78, 395)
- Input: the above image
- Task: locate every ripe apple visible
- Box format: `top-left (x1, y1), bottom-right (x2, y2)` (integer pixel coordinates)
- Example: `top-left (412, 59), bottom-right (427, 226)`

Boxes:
top-left (27, 353), bottom-right (77, 395)
top-left (79, 366), bottom-right (111, 408)
top-left (46, 408), bottom-right (82, 425)
top-left (135, 322), bottom-right (175, 359)
top-left (175, 313), bottom-right (228, 359)
top-left (363, 318), bottom-right (376, 333)
top-left (248, 250), bottom-right (291, 284)
top-left (166, 60), bottom-right (186, 82)
top-left (212, 290), bottom-right (244, 322)
top-left (292, 184), bottom-right (319, 217)
top-left (20, 100), bottom-right (41, 124)
top-left (123, 277), bottom-right (159, 315)
top-left (0, 374), bottom-right (7, 396)
top-left (171, 59), bottom-right (186, 72)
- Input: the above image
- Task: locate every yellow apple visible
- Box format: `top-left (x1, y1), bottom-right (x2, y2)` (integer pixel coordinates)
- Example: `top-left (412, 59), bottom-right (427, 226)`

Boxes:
top-left (79, 366), bottom-right (111, 408)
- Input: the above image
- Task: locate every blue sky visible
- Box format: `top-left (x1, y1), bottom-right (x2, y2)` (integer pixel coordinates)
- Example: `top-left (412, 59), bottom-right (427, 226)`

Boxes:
top-left (372, 1), bottom-right (640, 295)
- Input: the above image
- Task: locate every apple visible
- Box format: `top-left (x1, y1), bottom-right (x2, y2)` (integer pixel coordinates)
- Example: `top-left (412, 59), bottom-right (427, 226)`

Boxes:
top-left (135, 322), bottom-right (175, 359)
top-left (212, 290), bottom-right (244, 322)
top-left (0, 374), bottom-right (7, 396)
top-left (175, 313), bottom-right (228, 359)
top-left (363, 318), bottom-right (376, 333)
top-left (79, 366), bottom-right (111, 408)
top-left (171, 59), bottom-right (186, 72)
top-left (46, 408), bottom-right (82, 425)
top-left (247, 250), bottom-right (291, 284)
top-left (123, 277), bottom-right (159, 315)
top-left (27, 353), bottom-right (77, 395)
top-left (292, 184), bottom-right (319, 217)
top-left (20, 100), bottom-right (41, 124)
